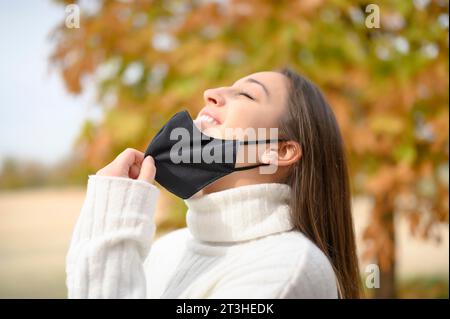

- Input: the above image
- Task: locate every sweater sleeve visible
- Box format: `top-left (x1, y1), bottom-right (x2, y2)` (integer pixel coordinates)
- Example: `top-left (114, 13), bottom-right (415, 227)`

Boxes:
top-left (66, 175), bottom-right (160, 299)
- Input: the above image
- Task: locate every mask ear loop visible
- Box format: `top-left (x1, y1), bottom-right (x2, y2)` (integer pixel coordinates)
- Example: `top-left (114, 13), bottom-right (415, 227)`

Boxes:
top-left (233, 163), bottom-right (270, 171)
top-left (233, 139), bottom-right (288, 171)
top-left (239, 138), bottom-right (288, 145)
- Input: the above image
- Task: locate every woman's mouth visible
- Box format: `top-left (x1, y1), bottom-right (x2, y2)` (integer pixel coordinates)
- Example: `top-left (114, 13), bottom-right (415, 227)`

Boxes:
top-left (194, 113), bottom-right (223, 137)
top-left (196, 114), bottom-right (220, 126)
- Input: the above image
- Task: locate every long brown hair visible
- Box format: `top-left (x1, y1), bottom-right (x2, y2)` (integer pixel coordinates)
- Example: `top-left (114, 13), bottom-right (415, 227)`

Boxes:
top-left (276, 67), bottom-right (361, 298)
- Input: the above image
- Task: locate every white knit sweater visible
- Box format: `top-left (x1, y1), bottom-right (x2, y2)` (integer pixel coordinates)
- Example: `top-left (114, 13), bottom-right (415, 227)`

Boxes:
top-left (66, 175), bottom-right (338, 299)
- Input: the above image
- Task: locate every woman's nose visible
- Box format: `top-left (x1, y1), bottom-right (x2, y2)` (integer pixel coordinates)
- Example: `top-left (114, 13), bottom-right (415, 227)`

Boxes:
top-left (203, 88), bottom-right (225, 107)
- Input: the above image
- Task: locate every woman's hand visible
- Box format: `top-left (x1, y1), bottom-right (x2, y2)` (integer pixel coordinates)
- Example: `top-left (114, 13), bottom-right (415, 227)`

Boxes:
top-left (96, 148), bottom-right (156, 184)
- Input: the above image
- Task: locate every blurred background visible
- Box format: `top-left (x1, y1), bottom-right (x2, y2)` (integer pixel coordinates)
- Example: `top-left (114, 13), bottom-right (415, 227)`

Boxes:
top-left (0, 0), bottom-right (448, 299)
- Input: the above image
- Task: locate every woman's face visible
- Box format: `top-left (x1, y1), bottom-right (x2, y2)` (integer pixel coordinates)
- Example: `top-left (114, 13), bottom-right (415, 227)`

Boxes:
top-left (195, 71), bottom-right (289, 140)
top-left (192, 71), bottom-right (297, 196)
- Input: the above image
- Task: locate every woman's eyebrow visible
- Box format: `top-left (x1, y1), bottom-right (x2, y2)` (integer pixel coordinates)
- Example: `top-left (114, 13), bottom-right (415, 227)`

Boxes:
top-left (245, 78), bottom-right (270, 98)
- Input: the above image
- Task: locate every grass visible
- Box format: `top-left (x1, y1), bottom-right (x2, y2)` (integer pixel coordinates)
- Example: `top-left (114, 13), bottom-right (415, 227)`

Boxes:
top-left (397, 276), bottom-right (449, 299)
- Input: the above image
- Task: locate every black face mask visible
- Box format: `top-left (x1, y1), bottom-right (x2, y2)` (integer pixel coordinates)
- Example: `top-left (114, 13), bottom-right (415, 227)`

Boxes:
top-left (144, 110), bottom-right (285, 199)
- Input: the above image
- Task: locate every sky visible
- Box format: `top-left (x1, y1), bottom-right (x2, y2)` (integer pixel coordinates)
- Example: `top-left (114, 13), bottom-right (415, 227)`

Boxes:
top-left (0, 1), bottom-right (101, 166)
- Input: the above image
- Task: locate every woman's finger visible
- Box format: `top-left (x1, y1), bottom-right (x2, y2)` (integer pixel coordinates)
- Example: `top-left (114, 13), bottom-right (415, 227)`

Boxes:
top-left (138, 156), bottom-right (156, 184)
top-left (129, 163), bottom-right (141, 179)
top-left (117, 148), bottom-right (144, 168)
top-left (96, 148), bottom-right (145, 178)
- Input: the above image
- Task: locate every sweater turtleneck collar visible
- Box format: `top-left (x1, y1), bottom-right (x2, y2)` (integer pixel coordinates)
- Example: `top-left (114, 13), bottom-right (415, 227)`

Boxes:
top-left (184, 183), bottom-right (294, 243)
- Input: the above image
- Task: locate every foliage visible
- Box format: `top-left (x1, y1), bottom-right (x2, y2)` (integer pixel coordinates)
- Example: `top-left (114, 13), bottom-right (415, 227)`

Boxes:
top-left (0, 156), bottom-right (90, 190)
top-left (0, 158), bottom-right (48, 189)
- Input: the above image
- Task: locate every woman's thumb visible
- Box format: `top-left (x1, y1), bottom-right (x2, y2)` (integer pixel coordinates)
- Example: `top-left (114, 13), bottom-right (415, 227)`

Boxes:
top-left (138, 156), bottom-right (156, 183)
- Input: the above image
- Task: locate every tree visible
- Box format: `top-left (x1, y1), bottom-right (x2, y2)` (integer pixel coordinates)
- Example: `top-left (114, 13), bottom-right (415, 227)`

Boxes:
top-left (50, 0), bottom-right (449, 298)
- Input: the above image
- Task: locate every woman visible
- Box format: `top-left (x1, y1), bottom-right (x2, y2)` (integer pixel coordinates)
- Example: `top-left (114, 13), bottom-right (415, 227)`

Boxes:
top-left (66, 67), bottom-right (361, 299)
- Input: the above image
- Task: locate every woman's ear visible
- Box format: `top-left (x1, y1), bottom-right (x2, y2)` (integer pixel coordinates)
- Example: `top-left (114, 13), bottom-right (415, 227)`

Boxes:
top-left (260, 141), bottom-right (301, 166)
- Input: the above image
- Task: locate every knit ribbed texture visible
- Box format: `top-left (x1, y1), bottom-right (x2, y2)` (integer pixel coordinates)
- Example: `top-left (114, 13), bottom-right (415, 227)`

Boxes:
top-left (67, 177), bottom-right (338, 299)
top-left (66, 175), bottom-right (159, 298)
top-left (185, 183), bottom-right (294, 242)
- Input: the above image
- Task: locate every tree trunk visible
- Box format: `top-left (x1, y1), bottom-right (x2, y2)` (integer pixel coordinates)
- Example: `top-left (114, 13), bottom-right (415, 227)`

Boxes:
top-left (375, 257), bottom-right (396, 298)
top-left (374, 209), bottom-right (396, 298)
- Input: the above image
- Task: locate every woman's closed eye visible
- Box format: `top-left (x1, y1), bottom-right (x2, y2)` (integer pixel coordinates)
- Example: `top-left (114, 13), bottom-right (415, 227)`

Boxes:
top-left (237, 90), bottom-right (255, 101)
